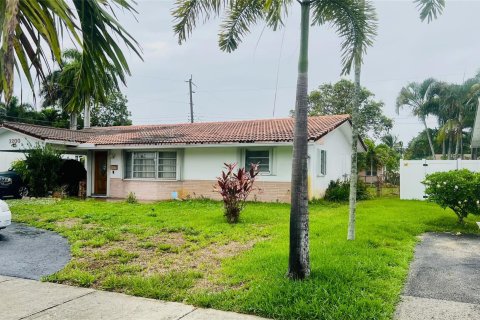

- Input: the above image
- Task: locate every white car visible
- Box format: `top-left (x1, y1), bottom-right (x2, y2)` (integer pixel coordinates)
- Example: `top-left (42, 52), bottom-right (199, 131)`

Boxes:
top-left (0, 200), bottom-right (11, 230)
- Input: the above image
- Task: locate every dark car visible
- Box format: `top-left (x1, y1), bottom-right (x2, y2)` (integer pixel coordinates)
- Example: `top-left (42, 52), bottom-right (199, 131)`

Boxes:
top-left (0, 169), bottom-right (28, 199)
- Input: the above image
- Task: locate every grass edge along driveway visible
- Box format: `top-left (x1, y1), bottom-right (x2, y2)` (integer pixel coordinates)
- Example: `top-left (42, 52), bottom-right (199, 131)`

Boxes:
top-left (7, 198), bottom-right (479, 320)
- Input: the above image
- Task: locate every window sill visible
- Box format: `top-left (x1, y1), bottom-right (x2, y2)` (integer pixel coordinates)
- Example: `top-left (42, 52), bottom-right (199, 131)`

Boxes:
top-left (123, 178), bottom-right (179, 182)
top-left (258, 172), bottom-right (275, 176)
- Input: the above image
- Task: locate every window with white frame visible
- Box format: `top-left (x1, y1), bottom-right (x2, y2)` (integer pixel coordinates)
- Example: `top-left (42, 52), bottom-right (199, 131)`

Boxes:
top-left (125, 151), bottom-right (177, 179)
top-left (245, 149), bottom-right (271, 173)
top-left (318, 149), bottom-right (327, 176)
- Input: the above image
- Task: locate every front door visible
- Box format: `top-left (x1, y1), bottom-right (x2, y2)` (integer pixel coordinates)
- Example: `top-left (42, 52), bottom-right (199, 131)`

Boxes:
top-left (94, 151), bottom-right (108, 195)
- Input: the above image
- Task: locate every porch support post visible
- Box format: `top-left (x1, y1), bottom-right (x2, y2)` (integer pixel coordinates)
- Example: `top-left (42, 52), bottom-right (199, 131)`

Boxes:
top-left (85, 150), bottom-right (93, 197)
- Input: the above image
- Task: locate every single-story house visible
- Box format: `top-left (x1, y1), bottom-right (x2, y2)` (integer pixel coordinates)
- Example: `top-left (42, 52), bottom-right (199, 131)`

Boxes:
top-left (0, 115), bottom-right (364, 202)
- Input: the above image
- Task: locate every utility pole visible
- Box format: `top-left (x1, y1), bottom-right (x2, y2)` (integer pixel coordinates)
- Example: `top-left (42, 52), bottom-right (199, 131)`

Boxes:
top-left (186, 75), bottom-right (195, 123)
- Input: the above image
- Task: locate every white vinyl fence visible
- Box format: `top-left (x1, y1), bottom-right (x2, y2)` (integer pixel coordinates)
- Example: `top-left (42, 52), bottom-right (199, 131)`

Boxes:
top-left (400, 159), bottom-right (480, 200)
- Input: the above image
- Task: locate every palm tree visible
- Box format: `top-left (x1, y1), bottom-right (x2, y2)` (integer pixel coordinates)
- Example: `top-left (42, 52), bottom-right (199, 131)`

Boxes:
top-left (347, 45), bottom-right (363, 241)
top-left (0, 0), bottom-right (141, 104)
top-left (435, 78), bottom-right (480, 159)
top-left (0, 96), bottom-right (36, 123)
top-left (347, 0), bottom-right (444, 241)
top-left (40, 49), bottom-right (118, 129)
top-left (396, 79), bottom-right (439, 159)
top-left (172, 0), bottom-right (377, 279)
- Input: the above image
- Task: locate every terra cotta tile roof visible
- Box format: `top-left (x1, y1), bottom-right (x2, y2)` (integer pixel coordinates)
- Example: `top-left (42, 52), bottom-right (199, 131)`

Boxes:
top-left (1, 115), bottom-right (351, 146)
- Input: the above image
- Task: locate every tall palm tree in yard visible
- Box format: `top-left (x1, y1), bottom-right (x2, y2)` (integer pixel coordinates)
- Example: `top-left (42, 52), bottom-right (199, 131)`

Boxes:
top-left (0, 0), bottom-right (141, 104)
top-left (396, 79), bottom-right (439, 159)
top-left (40, 49), bottom-right (118, 129)
top-left (347, 0), bottom-right (445, 240)
top-left (347, 44), bottom-right (363, 241)
top-left (172, 0), bottom-right (377, 279)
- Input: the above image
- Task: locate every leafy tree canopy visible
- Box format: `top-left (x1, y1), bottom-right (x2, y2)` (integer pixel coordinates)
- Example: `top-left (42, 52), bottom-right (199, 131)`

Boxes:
top-left (358, 138), bottom-right (400, 173)
top-left (0, 94), bottom-right (131, 129)
top-left (91, 92), bottom-right (132, 127)
top-left (405, 128), bottom-right (442, 160)
top-left (305, 79), bottom-right (393, 139)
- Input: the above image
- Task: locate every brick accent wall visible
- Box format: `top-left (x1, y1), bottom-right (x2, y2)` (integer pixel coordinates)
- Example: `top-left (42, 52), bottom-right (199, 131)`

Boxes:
top-left (109, 179), bottom-right (291, 203)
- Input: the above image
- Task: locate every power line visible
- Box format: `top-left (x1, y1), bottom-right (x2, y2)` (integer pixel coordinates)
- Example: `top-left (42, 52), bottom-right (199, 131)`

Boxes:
top-left (273, 26), bottom-right (287, 118)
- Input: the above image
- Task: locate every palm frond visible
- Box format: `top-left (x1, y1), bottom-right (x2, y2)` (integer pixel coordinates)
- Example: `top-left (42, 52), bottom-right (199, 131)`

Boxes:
top-left (219, 0), bottom-right (264, 52)
top-left (396, 83), bottom-right (420, 115)
top-left (172, 0), bottom-right (225, 44)
top-left (414, 0), bottom-right (445, 23)
top-left (311, 0), bottom-right (377, 75)
top-left (264, 0), bottom-right (292, 30)
top-left (1, 0), bottom-right (141, 104)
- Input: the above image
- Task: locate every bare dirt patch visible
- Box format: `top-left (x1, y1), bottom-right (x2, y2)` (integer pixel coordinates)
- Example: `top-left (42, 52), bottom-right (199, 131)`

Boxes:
top-left (56, 218), bottom-right (82, 229)
top-left (75, 229), bottom-right (259, 291)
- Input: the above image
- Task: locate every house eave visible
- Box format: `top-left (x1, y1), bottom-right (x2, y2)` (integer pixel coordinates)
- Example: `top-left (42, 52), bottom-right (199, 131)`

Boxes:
top-left (76, 141), bottom-right (296, 150)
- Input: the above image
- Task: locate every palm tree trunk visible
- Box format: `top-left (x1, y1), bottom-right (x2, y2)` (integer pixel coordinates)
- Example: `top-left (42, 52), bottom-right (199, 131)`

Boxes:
top-left (455, 133), bottom-right (460, 159)
top-left (2, 0), bottom-right (20, 103)
top-left (422, 116), bottom-right (435, 159)
top-left (442, 139), bottom-right (446, 159)
top-left (70, 113), bottom-right (78, 130)
top-left (347, 59), bottom-right (361, 241)
top-left (455, 114), bottom-right (463, 159)
top-left (288, 1), bottom-right (310, 280)
top-left (84, 102), bottom-right (92, 128)
top-left (448, 133), bottom-right (453, 160)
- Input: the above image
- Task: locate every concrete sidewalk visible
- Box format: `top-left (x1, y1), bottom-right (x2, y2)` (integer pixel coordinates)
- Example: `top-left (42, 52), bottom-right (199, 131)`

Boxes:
top-left (0, 275), bottom-right (268, 320)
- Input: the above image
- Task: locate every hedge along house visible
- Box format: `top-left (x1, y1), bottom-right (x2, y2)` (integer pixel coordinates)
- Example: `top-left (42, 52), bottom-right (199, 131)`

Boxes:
top-left (0, 115), bottom-right (364, 202)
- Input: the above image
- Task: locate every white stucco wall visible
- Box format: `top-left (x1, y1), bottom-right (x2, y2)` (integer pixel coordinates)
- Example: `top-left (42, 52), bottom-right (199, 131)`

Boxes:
top-left (0, 152), bottom-right (25, 171)
top-left (0, 129), bottom-right (44, 152)
top-left (0, 129), bottom-right (41, 172)
top-left (183, 147), bottom-right (239, 180)
top-left (309, 122), bottom-right (354, 198)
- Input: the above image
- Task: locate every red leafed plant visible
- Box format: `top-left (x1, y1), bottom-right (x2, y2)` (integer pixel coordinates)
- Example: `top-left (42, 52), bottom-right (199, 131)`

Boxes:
top-left (215, 163), bottom-right (259, 224)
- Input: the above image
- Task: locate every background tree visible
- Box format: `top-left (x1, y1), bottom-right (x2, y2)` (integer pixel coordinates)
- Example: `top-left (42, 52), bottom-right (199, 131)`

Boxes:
top-left (91, 92), bottom-right (132, 127)
top-left (358, 138), bottom-right (401, 185)
top-left (435, 77), bottom-right (480, 159)
top-left (0, 0), bottom-right (141, 104)
top-left (0, 96), bottom-right (38, 124)
top-left (404, 128), bottom-right (442, 160)
top-left (306, 79), bottom-right (392, 139)
top-left (172, 0), bottom-right (377, 279)
top-left (40, 49), bottom-right (119, 129)
top-left (396, 78), bottom-right (439, 159)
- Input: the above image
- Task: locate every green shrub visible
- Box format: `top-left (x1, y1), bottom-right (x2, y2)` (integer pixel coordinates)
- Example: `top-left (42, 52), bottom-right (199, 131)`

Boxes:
top-left (10, 160), bottom-right (28, 181)
top-left (423, 169), bottom-right (480, 223)
top-left (24, 144), bottom-right (63, 197)
top-left (324, 179), bottom-right (370, 202)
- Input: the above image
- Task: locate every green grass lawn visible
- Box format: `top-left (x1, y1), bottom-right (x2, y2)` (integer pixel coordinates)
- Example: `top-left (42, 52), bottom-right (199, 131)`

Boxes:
top-left (7, 197), bottom-right (479, 320)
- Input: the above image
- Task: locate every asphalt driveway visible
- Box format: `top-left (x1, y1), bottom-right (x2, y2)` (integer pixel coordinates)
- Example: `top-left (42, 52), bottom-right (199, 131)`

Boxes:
top-left (0, 223), bottom-right (70, 280)
top-left (395, 232), bottom-right (480, 320)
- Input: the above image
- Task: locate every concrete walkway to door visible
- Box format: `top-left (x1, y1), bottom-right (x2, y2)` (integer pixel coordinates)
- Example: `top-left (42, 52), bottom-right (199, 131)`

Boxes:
top-left (395, 233), bottom-right (480, 320)
top-left (0, 275), bottom-right (268, 320)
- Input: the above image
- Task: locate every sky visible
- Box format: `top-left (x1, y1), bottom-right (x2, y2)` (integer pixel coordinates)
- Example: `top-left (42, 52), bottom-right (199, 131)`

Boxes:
top-left (13, 0), bottom-right (480, 144)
